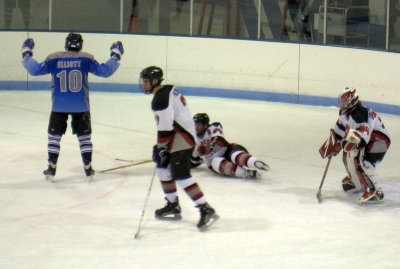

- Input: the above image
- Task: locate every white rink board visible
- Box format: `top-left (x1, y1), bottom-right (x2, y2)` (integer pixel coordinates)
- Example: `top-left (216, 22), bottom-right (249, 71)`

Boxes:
top-left (1, 31), bottom-right (400, 105)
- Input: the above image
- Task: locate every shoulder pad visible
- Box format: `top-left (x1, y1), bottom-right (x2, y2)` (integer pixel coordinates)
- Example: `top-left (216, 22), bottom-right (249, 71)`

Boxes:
top-left (210, 122), bottom-right (222, 128)
top-left (151, 86), bottom-right (173, 111)
top-left (350, 106), bottom-right (368, 124)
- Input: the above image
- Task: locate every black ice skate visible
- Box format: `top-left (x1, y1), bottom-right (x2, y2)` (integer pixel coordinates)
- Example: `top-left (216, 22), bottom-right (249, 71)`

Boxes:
top-left (155, 197), bottom-right (182, 220)
top-left (84, 163), bottom-right (95, 181)
top-left (196, 203), bottom-right (219, 230)
top-left (244, 169), bottom-right (261, 179)
top-left (254, 161), bottom-right (270, 171)
top-left (43, 163), bottom-right (56, 181)
top-left (342, 176), bottom-right (356, 192)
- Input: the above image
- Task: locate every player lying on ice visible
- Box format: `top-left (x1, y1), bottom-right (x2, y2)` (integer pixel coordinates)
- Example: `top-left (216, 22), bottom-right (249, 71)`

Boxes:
top-left (319, 87), bottom-right (391, 204)
top-left (191, 113), bottom-right (270, 179)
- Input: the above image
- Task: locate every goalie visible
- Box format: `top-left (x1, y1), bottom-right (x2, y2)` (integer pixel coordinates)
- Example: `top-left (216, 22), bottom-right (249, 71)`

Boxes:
top-left (319, 87), bottom-right (391, 203)
top-left (191, 113), bottom-right (270, 179)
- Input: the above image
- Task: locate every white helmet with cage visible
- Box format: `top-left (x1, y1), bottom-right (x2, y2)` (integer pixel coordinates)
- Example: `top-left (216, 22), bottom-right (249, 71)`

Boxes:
top-left (338, 87), bottom-right (359, 115)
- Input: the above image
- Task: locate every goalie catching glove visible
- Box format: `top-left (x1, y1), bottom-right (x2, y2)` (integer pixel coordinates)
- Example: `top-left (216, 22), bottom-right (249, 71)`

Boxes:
top-left (319, 129), bottom-right (342, 159)
top-left (341, 128), bottom-right (362, 152)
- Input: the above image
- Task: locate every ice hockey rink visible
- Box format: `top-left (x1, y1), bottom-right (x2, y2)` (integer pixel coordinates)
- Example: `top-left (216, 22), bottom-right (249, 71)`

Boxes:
top-left (1, 90), bottom-right (399, 269)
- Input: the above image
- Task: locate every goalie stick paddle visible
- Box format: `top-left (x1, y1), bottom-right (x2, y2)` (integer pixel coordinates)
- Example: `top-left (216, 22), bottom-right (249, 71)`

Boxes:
top-left (99, 159), bottom-right (153, 173)
top-left (316, 156), bottom-right (332, 203)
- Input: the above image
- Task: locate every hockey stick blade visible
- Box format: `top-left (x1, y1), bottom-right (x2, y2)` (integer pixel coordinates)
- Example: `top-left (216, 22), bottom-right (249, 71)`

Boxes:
top-left (115, 158), bottom-right (134, 163)
top-left (99, 159), bottom-right (153, 173)
top-left (316, 156), bottom-right (332, 203)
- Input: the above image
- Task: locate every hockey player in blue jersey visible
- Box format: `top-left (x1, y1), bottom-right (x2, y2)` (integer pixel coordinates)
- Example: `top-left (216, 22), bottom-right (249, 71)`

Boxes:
top-left (21, 32), bottom-right (124, 181)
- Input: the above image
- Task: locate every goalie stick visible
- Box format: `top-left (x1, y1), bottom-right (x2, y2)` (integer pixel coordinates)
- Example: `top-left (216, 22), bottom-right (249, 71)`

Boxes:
top-left (316, 156), bottom-right (332, 203)
top-left (99, 159), bottom-right (153, 173)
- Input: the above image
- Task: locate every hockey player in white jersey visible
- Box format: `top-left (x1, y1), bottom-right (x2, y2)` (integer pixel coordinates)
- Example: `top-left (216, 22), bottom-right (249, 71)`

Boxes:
top-left (139, 66), bottom-right (218, 230)
top-left (191, 113), bottom-right (270, 179)
top-left (319, 87), bottom-right (390, 204)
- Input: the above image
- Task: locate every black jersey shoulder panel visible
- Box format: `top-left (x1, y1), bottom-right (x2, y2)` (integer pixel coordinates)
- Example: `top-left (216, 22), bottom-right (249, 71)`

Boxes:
top-left (151, 85), bottom-right (174, 111)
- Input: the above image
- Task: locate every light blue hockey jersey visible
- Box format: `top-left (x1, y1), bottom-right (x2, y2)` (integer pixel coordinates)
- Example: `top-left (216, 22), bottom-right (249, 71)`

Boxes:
top-left (22, 51), bottom-right (119, 112)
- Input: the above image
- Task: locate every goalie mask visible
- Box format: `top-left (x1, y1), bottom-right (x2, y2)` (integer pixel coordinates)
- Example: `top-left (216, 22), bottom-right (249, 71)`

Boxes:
top-left (193, 113), bottom-right (210, 137)
top-left (139, 66), bottom-right (164, 94)
top-left (65, 32), bottom-right (83, 52)
top-left (339, 87), bottom-right (359, 115)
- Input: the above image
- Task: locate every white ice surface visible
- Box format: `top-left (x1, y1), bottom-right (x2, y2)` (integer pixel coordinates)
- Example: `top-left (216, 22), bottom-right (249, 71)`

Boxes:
top-left (0, 91), bottom-right (399, 269)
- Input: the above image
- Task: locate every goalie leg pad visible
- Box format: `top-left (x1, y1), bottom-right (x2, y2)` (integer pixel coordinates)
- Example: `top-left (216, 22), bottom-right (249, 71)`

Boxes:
top-left (342, 151), bottom-right (363, 192)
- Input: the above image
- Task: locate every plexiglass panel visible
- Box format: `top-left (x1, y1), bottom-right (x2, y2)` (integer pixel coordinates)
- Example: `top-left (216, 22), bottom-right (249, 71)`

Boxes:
top-left (0, 0), bottom-right (397, 52)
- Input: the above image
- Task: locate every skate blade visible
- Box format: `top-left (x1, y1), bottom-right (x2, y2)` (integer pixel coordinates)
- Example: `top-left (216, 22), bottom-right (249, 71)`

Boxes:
top-left (45, 175), bottom-right (55, 182)
top-left (155, 214), bottom-right (182, 221)
top-left (88, 176), bottom-right (94, 182)
top-left (198, 214), bottom-right (220, 231)
top-left (359, 199), bottom-right (386, 207)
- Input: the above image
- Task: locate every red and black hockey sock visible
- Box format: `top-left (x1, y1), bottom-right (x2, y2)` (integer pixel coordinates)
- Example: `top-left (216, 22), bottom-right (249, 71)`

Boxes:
top-left (161, 179), bottom-right (177, 202)
top-left (183, 182), bottom-right (204, 202)
top-left (218, 160), bottom-right (237, 176)
top-left (233, 152), bottom-right (252, 167)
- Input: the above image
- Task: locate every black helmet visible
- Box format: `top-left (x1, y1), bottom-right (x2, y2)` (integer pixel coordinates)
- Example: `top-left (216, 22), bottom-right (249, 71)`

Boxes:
top-left (139, 66), bottom-right (164, 94)
top-left (193, 113), bottom-right (210, 136)
top-left (65, 32), bottom-right (83, 52)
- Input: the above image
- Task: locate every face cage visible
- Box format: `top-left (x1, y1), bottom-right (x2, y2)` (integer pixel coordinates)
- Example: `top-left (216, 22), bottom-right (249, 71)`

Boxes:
top-left (338, 94), bottom-right (357, 114)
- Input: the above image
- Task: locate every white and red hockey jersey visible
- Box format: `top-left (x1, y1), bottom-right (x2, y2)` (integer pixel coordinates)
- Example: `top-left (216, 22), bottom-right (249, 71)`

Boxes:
top-left (334, 105), bottom-right (390, 153)
top-left (151, 85), bottom-right (196, 153)
top-left (195, 122), bottom-right (230, 167)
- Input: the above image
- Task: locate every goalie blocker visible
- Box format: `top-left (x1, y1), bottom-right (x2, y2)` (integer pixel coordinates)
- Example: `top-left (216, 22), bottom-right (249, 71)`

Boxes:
top-left (319, 129), bottom-right (341, 159)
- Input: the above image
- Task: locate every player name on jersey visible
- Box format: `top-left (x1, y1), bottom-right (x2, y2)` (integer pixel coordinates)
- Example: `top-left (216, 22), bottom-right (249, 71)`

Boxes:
top-left (57, 60), bottom-right (81, 68)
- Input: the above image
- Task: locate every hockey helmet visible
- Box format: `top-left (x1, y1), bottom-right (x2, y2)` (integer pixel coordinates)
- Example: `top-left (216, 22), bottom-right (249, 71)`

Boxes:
top-left (139, 66), bottom-right (164, 94)
top-left (65, 32), bottom-right (83, 52)
top-left (338, 87), bottom-right (359, 115)
top-left (193, 113), bottom-right (210, 137)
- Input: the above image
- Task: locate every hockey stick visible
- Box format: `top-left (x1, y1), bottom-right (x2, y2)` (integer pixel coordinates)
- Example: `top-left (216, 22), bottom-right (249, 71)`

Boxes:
top-left (99, 159), bottom-right (152, 173)
top-left (115, 158), bottom-right (134, 163)
top-left (316, 156), bottom-right (332, 203)
top-left (134, 167), bottom-right (156, 239)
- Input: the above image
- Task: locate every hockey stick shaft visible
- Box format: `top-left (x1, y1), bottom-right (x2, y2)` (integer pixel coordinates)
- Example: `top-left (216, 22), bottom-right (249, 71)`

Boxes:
top-left (316, 156), bottom-right (332, 203)
top-left (134, 167), bottom-right (156, 239)
top-left (99, 159), bottom-right (153, 173)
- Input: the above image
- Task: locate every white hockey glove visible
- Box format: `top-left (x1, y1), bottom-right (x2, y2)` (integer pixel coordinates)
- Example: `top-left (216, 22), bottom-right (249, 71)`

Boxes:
top-left (21, 38), bottom-right (34, 59)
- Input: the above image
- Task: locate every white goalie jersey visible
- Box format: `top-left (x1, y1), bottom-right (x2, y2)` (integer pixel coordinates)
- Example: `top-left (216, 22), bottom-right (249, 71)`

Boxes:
top-left (194, 123), bottom-right (230, 167)
top-left (334, 106), bottom-right (390, 153)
